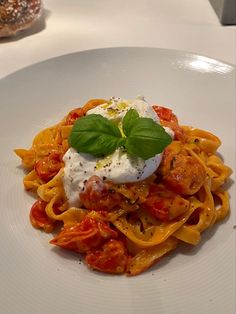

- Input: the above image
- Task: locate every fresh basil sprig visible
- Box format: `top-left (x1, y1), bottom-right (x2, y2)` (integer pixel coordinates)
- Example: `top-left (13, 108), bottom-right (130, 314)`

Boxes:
top-left (69, 109), bottom-right (172, 160)
top-left (123, 109), bottom-right (172, 159)
top-left (69, 114), bottom-right (125, 157)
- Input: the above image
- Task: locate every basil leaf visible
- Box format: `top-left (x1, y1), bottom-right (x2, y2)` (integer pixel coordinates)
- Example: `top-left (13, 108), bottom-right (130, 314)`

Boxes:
top-left (122, 109), bottom-right (139, 136)
top-left (69, 114), bottom-right (123, 156)
top-left (125, 117), bottom-right (172, 159)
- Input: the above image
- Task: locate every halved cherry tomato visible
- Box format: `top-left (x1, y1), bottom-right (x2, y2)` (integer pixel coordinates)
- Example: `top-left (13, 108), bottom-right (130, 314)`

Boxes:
top-left (65, 108), bottom-right (84, 125)
top-left (153, 106), bottom-right (177, 123)
top-left (34, 152), bottom-right (63, 182)
top-left (65, 100), bottom-right (107, 125)
top-left (50, 217), bottom-right (118, 253)
top-left (80, 176), bottom-right (123, 211)
top-left (153, 105), bottom-right (185, 141)
top-left (85, 239), bottom-right (129, 274)
top-left (30, 199), bottom-right (55, 232)
top-left (142, 184), bottom-right (189, 221)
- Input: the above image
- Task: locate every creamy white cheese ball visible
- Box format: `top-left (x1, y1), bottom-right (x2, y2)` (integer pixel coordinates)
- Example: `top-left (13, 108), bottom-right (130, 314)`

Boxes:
top-left (87, 96), bottom-right (160, 124)
top-left (63, 96), bottom-right (172, 206)
top-left (63, 147), bottom-right (162, 206)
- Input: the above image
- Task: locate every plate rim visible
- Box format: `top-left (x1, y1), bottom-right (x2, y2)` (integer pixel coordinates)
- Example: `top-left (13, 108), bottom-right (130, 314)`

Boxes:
top-left (0, 46), bottom-right (235, 82)
top-left (0, 45), bottom-right (235, 314)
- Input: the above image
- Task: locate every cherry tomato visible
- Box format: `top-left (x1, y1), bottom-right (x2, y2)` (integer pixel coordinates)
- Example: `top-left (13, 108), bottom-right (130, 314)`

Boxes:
top-left (153, 105), bottom-right (177, 123)
top-left (162, 154), bottom-right (207, 195)
top-left (35, 152), bottom-right (63, 182)
top-left (30, 199), bottom-right (55, 232)
top-left (80, 176), bottom-right (123, 211)
top-left (153, 105), bottom-right (185, 141)
top-left (85, 239), bottom-right (129, 274)
top-left (142, 184), bottom-right (189, 221)
top-left (65, 108), bottom-right (84, 125)
top-left (50, 217), bottom-right (118, 253)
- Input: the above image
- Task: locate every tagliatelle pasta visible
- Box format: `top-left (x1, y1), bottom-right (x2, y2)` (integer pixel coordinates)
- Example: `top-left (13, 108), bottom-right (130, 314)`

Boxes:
top-left (15, 99), bottom-right (232, 275)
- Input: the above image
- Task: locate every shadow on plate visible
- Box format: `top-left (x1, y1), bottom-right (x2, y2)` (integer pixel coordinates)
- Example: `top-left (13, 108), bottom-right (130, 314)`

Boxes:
top-left (146, 213), bottom-right (232, 276)
top-left (49, 212), bottom-right (232, 278)
top-left (51, 245), bottom-right (84, 263)
top-left (0, 9), bottom-right (51, 43)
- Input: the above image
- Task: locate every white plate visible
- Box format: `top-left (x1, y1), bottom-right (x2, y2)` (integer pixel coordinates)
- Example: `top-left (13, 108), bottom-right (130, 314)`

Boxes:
top-left (0, 48), bottom-right (235, 314)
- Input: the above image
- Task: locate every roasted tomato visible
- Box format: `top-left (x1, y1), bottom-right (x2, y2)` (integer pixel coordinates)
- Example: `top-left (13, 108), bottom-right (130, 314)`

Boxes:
top-left (50, 217), bottom-right (117, 253)
top-left (85, 239), bottom-right (129, 274)
top-left (159, 141), bottom-right (207, 195)
top-left (64, 100), bottom-right (107, 125)
top-left (153, 105), bottom-right (185, 141)
top-left (34, 152), bottom-right (63, 182)
top-left (141, 184), bottom-right (189, 221)
top-left (80, 176), bottom-right (123, 211)
top-left (64, 108), bottom-right (84, 125)
top-left (153, 106), bottom-right (178, 123)
top-left (30, 199), bottom-right (55, 232)
top-left (162, 154), bottom-right (206, 195)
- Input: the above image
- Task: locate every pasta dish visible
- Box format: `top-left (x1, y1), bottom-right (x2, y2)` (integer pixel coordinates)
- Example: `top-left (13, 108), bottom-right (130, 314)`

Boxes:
top-left (15, 97), bottom-right (232, 275)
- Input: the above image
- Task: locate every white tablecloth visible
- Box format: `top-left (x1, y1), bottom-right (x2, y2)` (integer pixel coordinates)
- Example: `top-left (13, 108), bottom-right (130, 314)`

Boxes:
top-left (0, 0), bottom-right (235, 79)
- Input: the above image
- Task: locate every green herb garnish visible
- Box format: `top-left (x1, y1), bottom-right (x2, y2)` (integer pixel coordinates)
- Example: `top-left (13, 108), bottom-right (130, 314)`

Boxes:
top-left (69, 109), bottom-right (172, 160)
top-left (123, 109), bottom-right (172, 159)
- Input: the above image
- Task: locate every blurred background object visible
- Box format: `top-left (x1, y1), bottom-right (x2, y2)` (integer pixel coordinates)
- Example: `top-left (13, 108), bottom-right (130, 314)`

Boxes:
top-left (0, 0), bottom-right (235, 79)
top-left (0, 0), bottom-right (42, 37)
top-left (209, 0), bottom-right (236, 25)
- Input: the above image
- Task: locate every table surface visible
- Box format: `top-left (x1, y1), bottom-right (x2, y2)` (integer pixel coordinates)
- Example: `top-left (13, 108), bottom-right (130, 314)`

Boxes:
top-left (0, 0), bottom-right (235, 80)
top-left (0, 3), bottom-right (235, 314)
